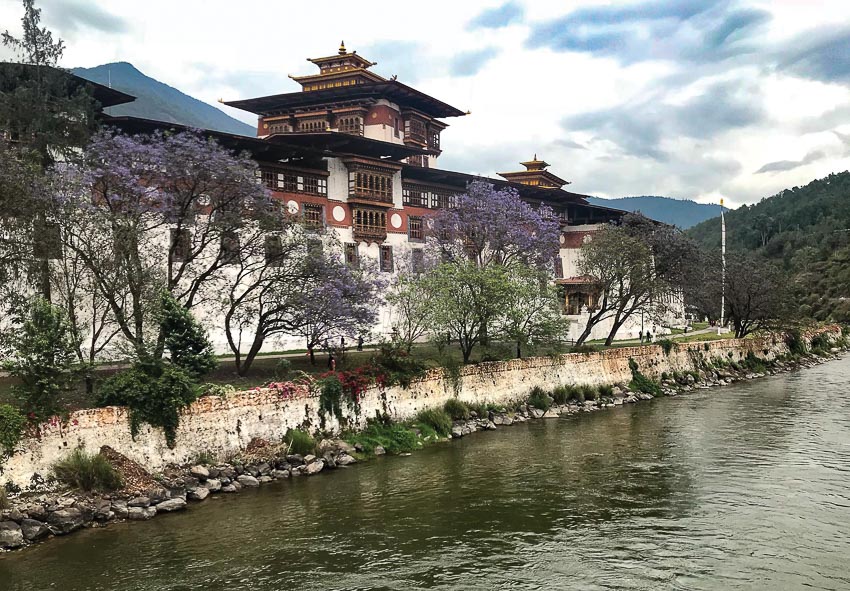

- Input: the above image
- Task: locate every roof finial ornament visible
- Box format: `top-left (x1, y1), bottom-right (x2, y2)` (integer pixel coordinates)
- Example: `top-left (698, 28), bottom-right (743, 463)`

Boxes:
top-left (339, 40), bottom-right (346, 55)
top-left (534, 153), bottom-right (538, 161)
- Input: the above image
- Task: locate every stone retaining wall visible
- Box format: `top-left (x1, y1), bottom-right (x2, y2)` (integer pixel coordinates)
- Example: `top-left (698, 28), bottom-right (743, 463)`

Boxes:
top-left (1, 330), bottom-right (835, 490)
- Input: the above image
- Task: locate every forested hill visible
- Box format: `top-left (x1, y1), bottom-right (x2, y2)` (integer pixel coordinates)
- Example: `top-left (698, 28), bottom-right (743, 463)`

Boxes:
top-left (687, 171), bottom-right (850, 322)
top-left (73, 62), bottom-right (255, 136)
top-left (586, 195), bottom-right (720, 229)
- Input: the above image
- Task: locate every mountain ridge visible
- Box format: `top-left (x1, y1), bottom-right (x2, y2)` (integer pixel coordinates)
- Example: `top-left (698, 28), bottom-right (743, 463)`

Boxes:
top-left (72, 62), bottom-right (254, 137)
top-left (586, 195), bottom-right (721, 229)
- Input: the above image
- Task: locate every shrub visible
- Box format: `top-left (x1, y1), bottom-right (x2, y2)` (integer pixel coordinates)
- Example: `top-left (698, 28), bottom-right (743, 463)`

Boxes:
top-left (785, 329), bottom-right (807, 356)
top-left (569, 344), bottom-right (599, 354)
top-left (192, 450), bottom-right (217, 465)
top-left (97, 362), bottom-right (197, 448)
top-left (2, 297), bottom-right (79, 423)
top-left (159, 291), bottom-right (217, 380)
top-left (284, 429), bottom-right (316, 456)
top-left (552, 385), bottom-right (570, 405)
top-left (443, 398), bottom-right (470, 420)
top-left (52, 448), bottom-right (122, 492)
top-left (346, 418), bottom-right (420, 454)
top-left (415, 408), bottom-right (453, 437)
top-left (527, 386), bottom-right (552, 411)
top-left (274, 358), bottom-right (293, 380)
top-left (317, 375), bottom-right (345, 425)
top-left (578, 384), bottom-right (597, 402)
top-left (371, 343), bottom-right (427, 388)
top-left (810, 333), bottom-right (830, 354)
top-left (657, 339), bottom-right (676, 356)
top-left (742, 352), bottom-right (768, 373)
top-left (627, 358), bottom-right (663, 397)
top-left (0, 404), bottom-right (26, 456)
top-left (0, 487), bottom-right (7, 510)
top-left (598, 384), bottom-right (614, 397)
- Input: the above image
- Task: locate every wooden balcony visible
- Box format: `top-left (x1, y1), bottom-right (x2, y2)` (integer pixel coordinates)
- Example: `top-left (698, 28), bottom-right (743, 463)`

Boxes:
top-left (353, 225), bottom-right (387, 242)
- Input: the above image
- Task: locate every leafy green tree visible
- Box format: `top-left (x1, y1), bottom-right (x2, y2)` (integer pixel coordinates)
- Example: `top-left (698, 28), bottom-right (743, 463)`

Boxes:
top-left (498, 264), bottom-right (567, 358)
top-left (1, 0), bottom-right (97, 165)
top-left (159, 291), bottom-right (217, 380)
top-left (386, 272), bottom-right (432, 353)
top-left (424, 262), bottom-right (511, 363)
top-left (2, 297), bottom-right (80, 422)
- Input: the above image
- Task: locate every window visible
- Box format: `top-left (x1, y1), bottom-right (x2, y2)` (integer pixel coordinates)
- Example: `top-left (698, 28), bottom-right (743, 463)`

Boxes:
top-left (352, 207), bottom-right (387, 240)
top-left (303, 203), bottom-right (324, 228)
top-left (379, 245), bottom-right (393, 272)
top-left (338, 116), bottom-right (363, 135)
top-left (350, 170), bottom-right (393, 202)
top-left (264, 235), bottom-right (283, 266)
top-left (394, 117), bottom-right (400, 138)
top-left (307, 237), bottom-right (323, 259)
top-left (344, 242), bottom-right (359, 268)
top-left (32, 221), bottom-right (61, 260)
top-left (403, 185), bottom-right (427, 207)
top-left (169, 228), bottom-right (191, 264)
top-left (259, 168), bottom-right (327, 196)
top-left (408, 216), bottom-right (424, 241)
top-left (220, 230), bottom-right (240, 265)
top-left (411, 249), bottom-right (424, 274)
top-left (554, 257), bottom-right (564, 279)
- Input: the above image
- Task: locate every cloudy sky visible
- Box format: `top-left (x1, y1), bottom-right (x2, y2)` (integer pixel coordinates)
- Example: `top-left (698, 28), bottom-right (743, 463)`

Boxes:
top-left (2, 0), bottom-right (850, 206)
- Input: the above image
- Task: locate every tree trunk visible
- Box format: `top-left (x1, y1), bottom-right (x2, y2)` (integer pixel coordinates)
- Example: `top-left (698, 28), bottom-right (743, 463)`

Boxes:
top-left (308, 345), bottom-right (316, 366)
top-left (237, 334), bottom-right (266, 377)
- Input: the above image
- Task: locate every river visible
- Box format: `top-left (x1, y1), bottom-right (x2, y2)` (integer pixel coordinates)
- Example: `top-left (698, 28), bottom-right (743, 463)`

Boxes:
top-left (2, 356), bottom-right (849, 590)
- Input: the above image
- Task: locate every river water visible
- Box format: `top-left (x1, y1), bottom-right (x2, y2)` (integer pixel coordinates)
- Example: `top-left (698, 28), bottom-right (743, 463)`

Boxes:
top-left (2, 356), bottom-right (849, 590)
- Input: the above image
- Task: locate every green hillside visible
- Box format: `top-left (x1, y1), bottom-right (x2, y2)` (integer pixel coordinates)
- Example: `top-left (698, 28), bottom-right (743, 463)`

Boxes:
top-left (687, 171), bottom-right (850, 322)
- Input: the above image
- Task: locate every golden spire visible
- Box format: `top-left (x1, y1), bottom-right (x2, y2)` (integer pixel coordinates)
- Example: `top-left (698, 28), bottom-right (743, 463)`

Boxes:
top-left (534, 153), bottom-right (538, 161)
top-left (339, 40), bottom-right (346, 55)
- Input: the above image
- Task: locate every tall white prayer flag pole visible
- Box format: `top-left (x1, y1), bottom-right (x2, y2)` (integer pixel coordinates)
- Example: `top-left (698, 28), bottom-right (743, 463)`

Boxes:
top-left (719, 197), bottom-right (726, 334)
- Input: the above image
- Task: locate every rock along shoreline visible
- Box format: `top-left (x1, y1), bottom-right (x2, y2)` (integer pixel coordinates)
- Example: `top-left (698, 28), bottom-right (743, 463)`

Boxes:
top-left (0, 345), bottom-right (845, 554)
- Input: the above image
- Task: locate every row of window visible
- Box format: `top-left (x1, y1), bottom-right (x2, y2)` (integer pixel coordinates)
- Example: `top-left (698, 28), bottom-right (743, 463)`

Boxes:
top-left (172, 228), bottom-right (422, 275)
top-left (345, 243), bottom-right (424, 274)
top-left (402, 185), bottom-right (458, 209)
top-left (259, 168), bottom-right (328, 197)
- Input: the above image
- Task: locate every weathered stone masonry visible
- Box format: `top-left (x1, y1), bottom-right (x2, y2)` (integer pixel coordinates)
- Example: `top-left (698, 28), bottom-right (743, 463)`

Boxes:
top-left (0, 334), bottom-right (818, 490)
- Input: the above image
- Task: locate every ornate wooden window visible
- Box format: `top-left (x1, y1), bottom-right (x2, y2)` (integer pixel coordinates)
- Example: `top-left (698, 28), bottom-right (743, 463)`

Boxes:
top-left (353, 207), bottom-right (387, 241)
top-left (303, 203), bottom-right (324, 229)
top-left (220, 230), bottom-right (240, 265)
top-left (408, 216), bottom-right (424, 241)
top-left (259, 168), bottom-right (327, 196)
top-left (430, 130), bottom-right (441, 150)
top-left (344, 242), bottom-right (359, 268)
top-left (403, 185), bottom-right (427, 207)
top-left (169, 228), bottom-right (191, 263)
top-left (379, 245), bottom-right (394, 272)
top-left (298, 119), bottom-right (327, 132)
top-left (431, 189), bottom-right (456, 209)
top-left (405, 118), bottom-right (427, 143)
top-left (411, 249), bottom-right (424, 274)
top-left (338, 116), bottom-right (363, 135)
top-left (264, 235), bottom-right (284, 266)
top-left (32, 221), bottom-right (61, 260)
top-left (407, 154), bottom-right (428, 168)
top-left (349, 169), bottom-right (393, 203)
top-left (268, 121), bottom-right (293, 134)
